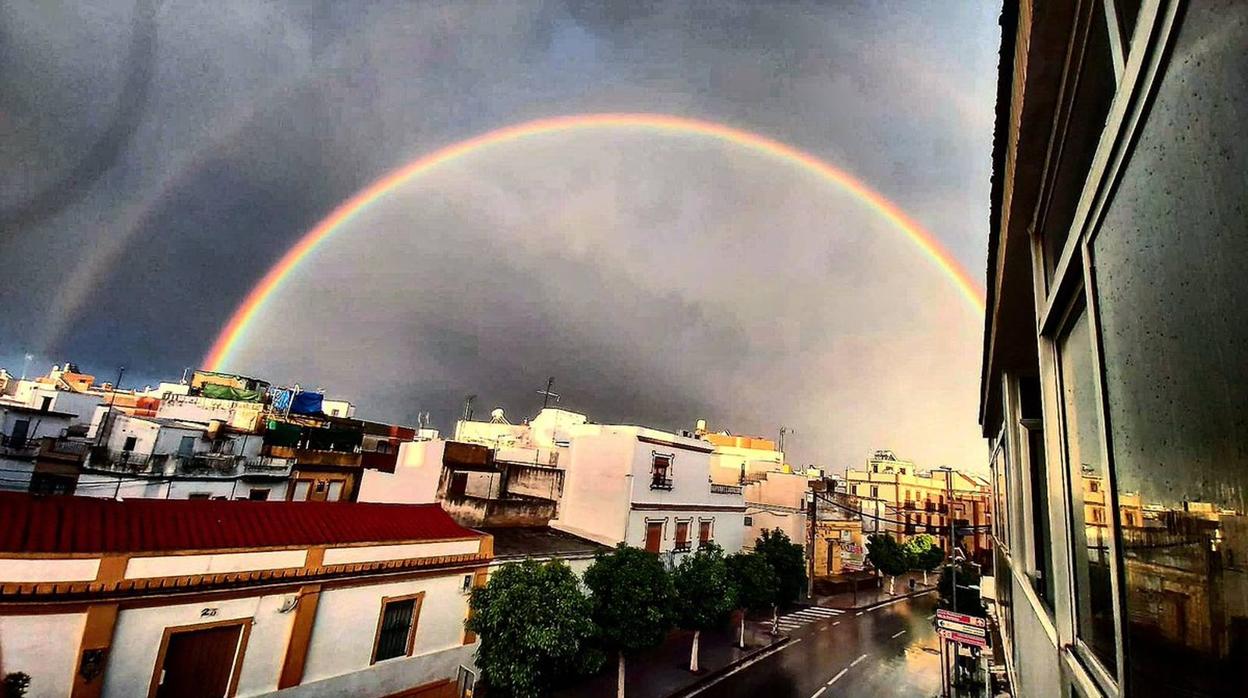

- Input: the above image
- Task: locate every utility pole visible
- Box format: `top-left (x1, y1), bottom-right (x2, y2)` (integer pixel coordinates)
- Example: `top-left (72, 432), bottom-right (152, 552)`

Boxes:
top-left (537, 377), bottom-right (559, 410)
top-left (806, 488), bottom-right (817, 599)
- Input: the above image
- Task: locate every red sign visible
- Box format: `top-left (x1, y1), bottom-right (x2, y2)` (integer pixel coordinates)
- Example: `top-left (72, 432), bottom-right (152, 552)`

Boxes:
top-left (938, 628), bottom-right (988, 648)
top-left (935, 609), bottom-right (986, 628)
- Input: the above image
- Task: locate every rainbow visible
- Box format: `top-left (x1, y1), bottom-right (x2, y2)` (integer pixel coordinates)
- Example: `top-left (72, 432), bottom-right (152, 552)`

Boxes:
top-left (205, 113), bottom-right (984, 371)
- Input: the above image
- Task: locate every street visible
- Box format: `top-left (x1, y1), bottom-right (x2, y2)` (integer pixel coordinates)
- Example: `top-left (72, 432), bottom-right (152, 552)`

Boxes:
top-left (693, 593), bottom-right (942, 698)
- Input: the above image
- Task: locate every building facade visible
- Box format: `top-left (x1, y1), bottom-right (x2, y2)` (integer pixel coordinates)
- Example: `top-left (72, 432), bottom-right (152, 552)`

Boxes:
top-left (0, 494), bottom-right (490, 698)
top-left (981, 2), bottom-right (1246, 696)
top-left (845, 450), bottom-right (991, 562)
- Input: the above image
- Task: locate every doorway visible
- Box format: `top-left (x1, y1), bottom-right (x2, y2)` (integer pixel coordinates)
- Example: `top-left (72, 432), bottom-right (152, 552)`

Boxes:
top-left (151, 620), bottom-right (249, 698)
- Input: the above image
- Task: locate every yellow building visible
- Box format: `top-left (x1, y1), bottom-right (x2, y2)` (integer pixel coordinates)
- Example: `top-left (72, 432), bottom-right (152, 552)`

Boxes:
top-left (844, 450), bottom-right (991, 559)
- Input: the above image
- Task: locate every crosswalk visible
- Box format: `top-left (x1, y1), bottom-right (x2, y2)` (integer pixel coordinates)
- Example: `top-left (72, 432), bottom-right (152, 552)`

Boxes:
top-left (775, 606), bottom-right (844, 632)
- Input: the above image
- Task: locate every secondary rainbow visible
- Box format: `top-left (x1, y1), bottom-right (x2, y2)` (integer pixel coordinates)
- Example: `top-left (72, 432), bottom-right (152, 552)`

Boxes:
top-left (205, 113), bottom-right (984, 371)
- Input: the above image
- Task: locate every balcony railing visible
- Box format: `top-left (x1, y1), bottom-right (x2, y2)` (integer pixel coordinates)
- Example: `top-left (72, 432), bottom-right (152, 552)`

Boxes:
top-left (650, 476), bottom-right (673, 491)
top-left (673, 540), bottom-right (692, 552)
top-left (710, 483), bottom-right (743, 495)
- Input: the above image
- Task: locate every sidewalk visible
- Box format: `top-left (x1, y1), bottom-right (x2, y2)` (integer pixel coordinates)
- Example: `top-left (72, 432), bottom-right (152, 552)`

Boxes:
top-left (555, 618), bottom-right (785, 698)
top-left (813, 571), bottom-right (936, 610)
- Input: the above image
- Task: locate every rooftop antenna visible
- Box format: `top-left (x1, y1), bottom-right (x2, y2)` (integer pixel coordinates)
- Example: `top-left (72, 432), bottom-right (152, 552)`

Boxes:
top-left (779, 426), bottom-right (793, 457)
top-left (537, 376), bottom-right (559, 409)
top-left (180, 366), bottom-right (191, 385)
top-left (462, 394), bottom-right (477, 422)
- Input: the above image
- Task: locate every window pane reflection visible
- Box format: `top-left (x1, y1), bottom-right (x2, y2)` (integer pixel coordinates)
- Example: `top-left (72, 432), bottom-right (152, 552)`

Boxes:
top-left (1091, 3), bottom-right (1248, 695)
top-left (1058, 307), bottom-right (1118, 673)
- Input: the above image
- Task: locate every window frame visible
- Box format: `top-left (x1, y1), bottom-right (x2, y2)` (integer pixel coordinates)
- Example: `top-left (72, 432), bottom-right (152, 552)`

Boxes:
top-left (370, 591), bottom-right (425, 665)
top-left (1023, 1), bottom-right (1182, 694)
top-left (650, 451), bottom-right (674, 490)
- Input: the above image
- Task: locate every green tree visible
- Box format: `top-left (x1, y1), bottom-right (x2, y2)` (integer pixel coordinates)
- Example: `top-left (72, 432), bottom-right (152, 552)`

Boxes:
top-left (906, 534), bottom-right (945, 584)
top-left (726, 551), bottom-right (779, 648)
top-left (753, 529), bottom-right (806, 629)
top-left (672, 543), bottom-right (737, 672)
top-left (867, 533), bottom-right (911, 594)
top-left (584, 545), bottom-right (676, 698)
top-left (466, 559), bottom-right (599, 698)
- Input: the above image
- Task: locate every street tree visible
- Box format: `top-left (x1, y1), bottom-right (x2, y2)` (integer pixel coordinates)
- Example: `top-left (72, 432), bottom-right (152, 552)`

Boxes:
top-left (584, 545), bottom-right (676, 698)
top-left (906, 534), bottom-right (945, 584)
top-left (672, 543), bottom-right (737, 672)
top-left (466, 559), bottom-right (599, 698)
top-left (867, 533), bottom-right (911, 594)
top-left (725, 550), bottom-right (778, 648)
top-left (753, 528), bottom-right (806, 628)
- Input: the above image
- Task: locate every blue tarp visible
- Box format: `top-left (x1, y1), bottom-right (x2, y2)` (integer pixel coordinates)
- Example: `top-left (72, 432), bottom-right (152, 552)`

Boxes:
top-left (289, 391), bottom-right (324, 416)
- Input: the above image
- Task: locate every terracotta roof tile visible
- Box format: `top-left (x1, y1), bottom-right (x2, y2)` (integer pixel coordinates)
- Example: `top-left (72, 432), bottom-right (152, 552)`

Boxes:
top-left (0, 493), bottom-right (475, 555)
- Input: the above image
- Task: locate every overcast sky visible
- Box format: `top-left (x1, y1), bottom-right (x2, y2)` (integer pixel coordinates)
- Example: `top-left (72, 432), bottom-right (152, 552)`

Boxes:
top-left (0, 1), bottom-right (1001, 472)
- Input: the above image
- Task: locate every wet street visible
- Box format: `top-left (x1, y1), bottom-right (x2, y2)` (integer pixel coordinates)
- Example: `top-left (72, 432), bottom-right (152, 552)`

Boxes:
top-left (692, 593), bottom-right (942, 698)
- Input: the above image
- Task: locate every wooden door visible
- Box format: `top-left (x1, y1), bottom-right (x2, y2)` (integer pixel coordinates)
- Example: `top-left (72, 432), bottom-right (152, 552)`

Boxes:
top-left (644, 522), bottom-right (663, 553)
top-left (155, 623), bottom-right (243, 698)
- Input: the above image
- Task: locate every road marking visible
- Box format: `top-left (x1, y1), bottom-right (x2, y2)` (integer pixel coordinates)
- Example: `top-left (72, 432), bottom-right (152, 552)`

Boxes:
top-left (855, 612), bottom-right (864, 616)
top-left (927, 614), bottom-right (936, 620)
top-left (833, 621), bottom-right (841, 626)
top-left (828, 668), bottom-right (848, 685)
top-left (685, 639), bottom-right (803, 696)
top-left (810, 687), bottom-right (826, 698)
top-left (850, 653), bottom-right (868, 667)
top-left (891, 630), bottom-right (907, 639)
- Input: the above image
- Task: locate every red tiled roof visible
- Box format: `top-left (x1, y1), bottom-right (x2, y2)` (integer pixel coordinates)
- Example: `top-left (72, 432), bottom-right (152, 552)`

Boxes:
top-left (0, 493), bottom-right (477, 555)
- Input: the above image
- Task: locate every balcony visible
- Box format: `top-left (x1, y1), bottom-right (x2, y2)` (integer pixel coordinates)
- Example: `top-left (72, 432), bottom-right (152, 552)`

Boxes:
top-left (0, 433), bottom-right (38, 457)
top-left (710, 483), bottom-right (743, 496)
top-left (649, 476), bottom-right (673, 491)
top-left (673, 540), bottom-right (692, 552)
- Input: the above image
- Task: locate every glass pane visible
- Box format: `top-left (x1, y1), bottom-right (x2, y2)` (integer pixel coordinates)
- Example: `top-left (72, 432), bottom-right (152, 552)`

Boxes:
top-left (1040, 0), bottom-right (1118, 282)
top-left (376, 599), bottom-right (414, 661)
top-left (1027, 426), bottom-right (1055, 609)
top-left (1091, 2), bottom-right (1248, 694)
top-left (1057, 307), bottom-right (1118, 672)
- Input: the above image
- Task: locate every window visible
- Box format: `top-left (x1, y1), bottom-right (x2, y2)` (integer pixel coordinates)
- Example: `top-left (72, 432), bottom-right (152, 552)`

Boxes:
top-left (650, 453), bottom-right (673, 490)
top-left (698, 520), bottom-right (712, 546)
top-left (178, 435), bottom-right (195, 457)
top-left (1085, 6), bottom-right (1248, 693)
top-left (743, 516), bottom-right (753, 527)
top-left (1057, 305), bottom-right (1118, 674)
top-left (870, 485), bottom-right (878, 499)
top-left (644, 521), bottom-right (663, 553)
top-left (187, 493), bottom-right (211, 500)
top-left (372, 593), bottom-right (423, 663)
top-left (1036, 0), bottom-right (1118, 283)
top-left (123, 436), bottom-right (137, 452)
top-left (456, 666), bottom-right (476, 698)
top-left (38, 396), bottom-right (52, 411)
top-left (376, 441), bottom-right (390, 454)
top-left (28, 472), bottom-right (74, 496)
top-left (674, 520), bottom-right (691, 551)
top-left (1019, 375), bottom-right (1055, 611)
top-left (248, 488), bottom-right (270, 501)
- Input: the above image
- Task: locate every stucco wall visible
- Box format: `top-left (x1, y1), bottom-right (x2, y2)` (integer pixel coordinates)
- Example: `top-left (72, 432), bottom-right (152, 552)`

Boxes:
top-left (103, 593), bottom-right (295, 697)
top-left (300, 575), bottom-right (471, 691)
top-left (0, 557), bottom-right (100, 583)
top-left (0, 612), bottom-right (86, 698)
top-left (553, 433), bottom-right (633, 545)
top-left (124, 550), bottom-right (308, 579)
top-left (356, 440), bottom-right (444, 504)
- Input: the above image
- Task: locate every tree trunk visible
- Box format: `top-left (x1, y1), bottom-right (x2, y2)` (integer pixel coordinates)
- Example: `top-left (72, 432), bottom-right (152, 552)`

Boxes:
top-left (888, 575), bottom-right (895, 594)
top-left (617, 651), bottom-right (626, 698)
top-left (690, 629), bottom-right (701, 672)
top-left (739, 614), bottom-right (746, 648)
top-left (770, 605), bottom-right (779, 635)
top-left (923, 569), bottom-right (929, 585)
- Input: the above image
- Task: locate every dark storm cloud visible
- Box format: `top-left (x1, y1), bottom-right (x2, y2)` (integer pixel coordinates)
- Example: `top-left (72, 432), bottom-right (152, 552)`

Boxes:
top-left (0, 0), bottom-right (999, 470)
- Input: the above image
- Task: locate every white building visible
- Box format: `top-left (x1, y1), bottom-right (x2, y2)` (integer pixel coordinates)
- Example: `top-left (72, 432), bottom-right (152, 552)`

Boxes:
top-left (77, 414), bottom-right (291, 501)
top-left (553, 424), bottom-right (746, 558)
top-left (0, 493), bottom-right (491, 698)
